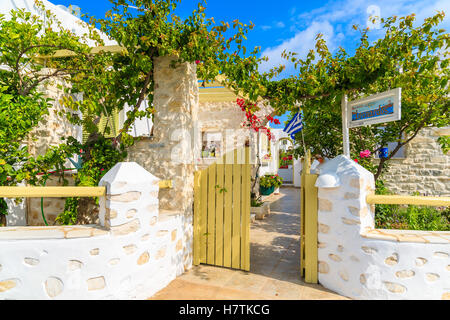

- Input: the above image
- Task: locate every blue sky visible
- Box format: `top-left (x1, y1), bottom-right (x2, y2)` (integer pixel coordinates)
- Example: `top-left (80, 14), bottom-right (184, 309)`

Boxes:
top-left (53, 0), bottom-right (449, 128)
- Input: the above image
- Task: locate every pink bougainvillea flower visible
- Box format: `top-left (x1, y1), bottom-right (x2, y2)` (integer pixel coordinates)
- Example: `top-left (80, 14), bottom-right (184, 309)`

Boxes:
top-left (359, 150), bottom-right (371, 158)
top-left (195, 60), bottom-right (201, 64)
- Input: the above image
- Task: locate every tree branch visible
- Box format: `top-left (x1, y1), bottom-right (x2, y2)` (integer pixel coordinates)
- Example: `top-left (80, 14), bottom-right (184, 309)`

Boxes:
top-left (373, 103), bottom-right (436, 181)
top-left (117, 68), bottom-right (154, 142)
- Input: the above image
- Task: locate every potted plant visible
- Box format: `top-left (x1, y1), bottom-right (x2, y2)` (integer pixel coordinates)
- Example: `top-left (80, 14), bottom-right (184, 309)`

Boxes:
top-left (250, 195), bottom-right (270, 220)
top-left (259, 174), bottom-right (283, 195)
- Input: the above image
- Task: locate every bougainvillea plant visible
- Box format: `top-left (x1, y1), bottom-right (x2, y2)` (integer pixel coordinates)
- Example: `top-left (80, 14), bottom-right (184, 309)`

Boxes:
top-left (236, 98), bottom-right (280, 140)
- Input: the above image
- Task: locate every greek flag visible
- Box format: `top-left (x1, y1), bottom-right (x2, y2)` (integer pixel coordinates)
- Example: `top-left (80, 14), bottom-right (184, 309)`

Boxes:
top-left (283, 112), bottom-right (303, 140)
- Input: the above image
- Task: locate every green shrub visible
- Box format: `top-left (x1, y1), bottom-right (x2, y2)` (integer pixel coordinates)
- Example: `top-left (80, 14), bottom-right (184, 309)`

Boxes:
top-left (251, 197), bottom-right (264, 207)
top-left (374, 180), bottom-right (449, 231)
top-left (259, 174), bottom-right (283, 188)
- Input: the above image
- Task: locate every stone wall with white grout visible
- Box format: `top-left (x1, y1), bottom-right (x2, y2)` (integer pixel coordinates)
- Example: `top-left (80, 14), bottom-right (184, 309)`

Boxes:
top-left (316, 155), bottom-right (450, 300)
top-left (380, 127), bottom-right (450, 196)
top-left (0, 162), bottom-right (188, 299)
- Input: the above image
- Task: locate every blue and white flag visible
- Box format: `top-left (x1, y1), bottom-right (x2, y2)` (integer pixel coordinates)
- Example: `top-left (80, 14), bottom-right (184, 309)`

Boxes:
top-left (283, 112), bottom-right (303, 139)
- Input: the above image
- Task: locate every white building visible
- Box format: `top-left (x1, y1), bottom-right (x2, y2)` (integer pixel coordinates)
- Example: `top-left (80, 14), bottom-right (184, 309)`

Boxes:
top-left (2, 0), bottom-right (116, 46)
top-left (258, 128), bottom-right (302, 187)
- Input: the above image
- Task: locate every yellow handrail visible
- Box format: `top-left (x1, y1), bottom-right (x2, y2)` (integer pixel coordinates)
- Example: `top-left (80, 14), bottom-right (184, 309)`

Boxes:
top-left (0, 187), bottom-right (106, 198)
top-left (366, 194), bottom-right (450, 207)
top-left (0, 180), bottom-right (172, 198)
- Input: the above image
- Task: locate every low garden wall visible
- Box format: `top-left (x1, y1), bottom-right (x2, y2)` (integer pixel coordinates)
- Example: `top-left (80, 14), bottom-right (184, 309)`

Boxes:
top-left (0, 162), bottom-right (190, 299)
top-left (316, 155), bottom-right (449, 300)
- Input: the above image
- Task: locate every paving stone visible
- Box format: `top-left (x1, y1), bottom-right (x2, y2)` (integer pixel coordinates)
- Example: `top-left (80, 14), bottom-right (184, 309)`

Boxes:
top-left (148, 187), bottom-right (348, 300)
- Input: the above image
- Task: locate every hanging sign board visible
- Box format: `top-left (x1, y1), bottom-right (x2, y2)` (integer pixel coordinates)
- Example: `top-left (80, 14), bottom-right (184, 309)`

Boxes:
top-left (347, 88), bottom-right (401, 128)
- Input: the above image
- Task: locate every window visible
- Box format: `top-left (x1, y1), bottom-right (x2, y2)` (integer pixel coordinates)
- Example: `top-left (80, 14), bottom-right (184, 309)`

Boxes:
top-left (201, 131), bottom-right (222, 158)
top-left (375, 141), bottom-right (406, 159)
top-left (374, 128), bottom-right (406, 159)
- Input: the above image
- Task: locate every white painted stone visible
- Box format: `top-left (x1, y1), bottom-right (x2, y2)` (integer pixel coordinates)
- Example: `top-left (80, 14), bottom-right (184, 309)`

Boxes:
top-left (317, 155), bottom-right (450, 300)
top-left (0, 55), bottom-right (200, 300)
top-left (0, 161), bottom-right (188, 300)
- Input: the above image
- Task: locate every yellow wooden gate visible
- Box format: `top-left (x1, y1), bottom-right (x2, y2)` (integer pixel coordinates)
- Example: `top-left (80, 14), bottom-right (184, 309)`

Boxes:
top-left (300, 150), bottom-right (319, 283)
top-left (193, 147), bottom-right (251, 271)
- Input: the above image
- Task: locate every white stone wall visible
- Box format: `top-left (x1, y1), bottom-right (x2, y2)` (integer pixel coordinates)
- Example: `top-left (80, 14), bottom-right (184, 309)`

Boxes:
top-left (316, 155), bottom-right (450, 300)
top-left (0, 162), bottom-right (187, 299)
top-left (380, 127), bottom-right (450, 196)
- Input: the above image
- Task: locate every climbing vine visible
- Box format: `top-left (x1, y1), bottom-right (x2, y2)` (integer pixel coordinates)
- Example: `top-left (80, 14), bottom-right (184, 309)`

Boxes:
top-left (0, 0), bottom-right (269, 224)
top-left (259, 13), bottom-right (449, 180)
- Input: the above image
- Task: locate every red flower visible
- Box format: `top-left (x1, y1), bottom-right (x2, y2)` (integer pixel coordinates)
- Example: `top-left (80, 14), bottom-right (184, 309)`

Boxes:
top-left (195, 60), bottom-right (201, 65)
top-left (359, 149), bottom-right (371, 158)
top-left (354, 159), bottom-right (358, 163)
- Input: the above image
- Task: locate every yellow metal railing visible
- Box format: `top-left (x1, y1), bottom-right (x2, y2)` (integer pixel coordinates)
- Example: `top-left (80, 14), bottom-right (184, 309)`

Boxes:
top-left (0, 180), bottom-right (172, 198)
top-left (366, 194), bottom-right (450, 207)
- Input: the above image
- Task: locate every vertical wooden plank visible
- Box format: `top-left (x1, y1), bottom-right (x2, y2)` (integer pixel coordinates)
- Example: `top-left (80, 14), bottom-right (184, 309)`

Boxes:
top-left (240, 147), bottom-right (251, 271)
top-left (305, 173), bottom-right (318, 283)
top-left (223, 160), bottom-right (233, 268)
top-left (193, 171), bottom-right (201, 266)
top-left (200, 169), bottom-right (208, 264)
top-left (305, 150), bottom-right (311, 174)
top-left (300, 152), bottom-right (311, 277)
top-left (207, 163), bottom-right (216, 265)
top-left (231, 149), bottom-right (241, 269)
top-left (215, 163), bottom-right (224, 266)
top-left (300, 169), bottom-right (305, 277)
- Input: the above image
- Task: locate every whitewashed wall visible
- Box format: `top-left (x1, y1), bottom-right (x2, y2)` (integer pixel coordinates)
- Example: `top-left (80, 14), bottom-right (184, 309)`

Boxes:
top-left (0, 162), bottom-right (188, 299)
top-left (316, 155), bottom-right (450, 300)
top-left (293, 157), bottom-right (302, 187)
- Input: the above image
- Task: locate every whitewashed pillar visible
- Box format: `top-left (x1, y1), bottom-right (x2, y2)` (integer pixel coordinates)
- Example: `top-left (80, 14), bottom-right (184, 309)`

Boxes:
top-left (99, 162), bottom-right (160, 234)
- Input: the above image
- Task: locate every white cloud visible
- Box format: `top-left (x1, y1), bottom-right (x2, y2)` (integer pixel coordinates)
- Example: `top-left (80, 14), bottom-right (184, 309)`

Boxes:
top-left (259, 0), bottom-right (449, 76)
top-left (259, 20), bottom-right (335, 74)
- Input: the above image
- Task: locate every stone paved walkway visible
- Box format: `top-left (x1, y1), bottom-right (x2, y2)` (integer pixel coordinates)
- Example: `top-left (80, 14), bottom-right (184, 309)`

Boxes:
top-left (149, 187), bottom-right (349, 300)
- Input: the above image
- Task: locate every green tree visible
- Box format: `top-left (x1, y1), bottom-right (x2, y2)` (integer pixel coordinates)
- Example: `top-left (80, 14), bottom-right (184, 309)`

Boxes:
top-left (0, 0), bottom-right (267, 224)
top-left (71, 0), bottom-right (268, 144)
top-left (0, 1), bottom-right (108, 222)
top-left (260, 13), bottom-right (449, 180)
